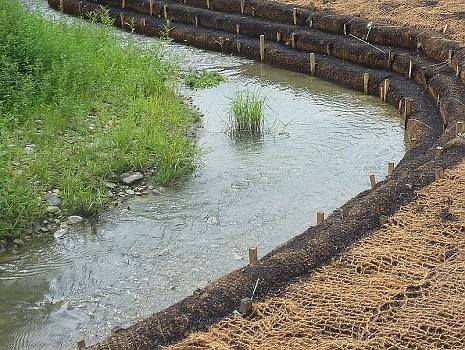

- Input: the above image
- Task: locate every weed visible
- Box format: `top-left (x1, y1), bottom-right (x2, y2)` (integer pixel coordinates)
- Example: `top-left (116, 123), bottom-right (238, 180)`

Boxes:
top-left (227, 89), bottom-right (267, 137)
top-left (185, 69), bottom-right (227, 89)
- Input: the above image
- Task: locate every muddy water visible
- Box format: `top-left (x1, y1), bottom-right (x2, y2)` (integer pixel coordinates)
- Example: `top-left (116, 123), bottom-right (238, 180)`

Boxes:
top-left (1, 3), bottom-right (407, 349)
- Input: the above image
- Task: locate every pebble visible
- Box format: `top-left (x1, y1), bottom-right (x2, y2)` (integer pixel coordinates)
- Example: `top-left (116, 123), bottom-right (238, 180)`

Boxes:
top-left (47, 206), bottom-right (61, 214)
top-left (12, 239), bottom-right (25, 246)
top-left (46, 196), bottom-right (61, 206)
top-left (54, 228), bottom-right (68, 238)
top-left (126, 189), bottom-right (135, 195)
top-left (67, 215), bottom-right (84, 225)
top-left (121, 172), bottom-right (144, 185)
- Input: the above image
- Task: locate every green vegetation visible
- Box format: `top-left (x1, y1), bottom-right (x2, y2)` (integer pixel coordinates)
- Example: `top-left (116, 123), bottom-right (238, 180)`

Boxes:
top-left (227, 89), bottom-right (267, 137)
top-left (184, 69), bottom-right (227, 89)
top-left (0, 0), bottom-right (200, 239)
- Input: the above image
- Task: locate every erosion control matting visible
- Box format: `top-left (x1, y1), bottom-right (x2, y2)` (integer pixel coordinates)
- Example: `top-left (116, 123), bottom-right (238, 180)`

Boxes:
top-left (45, 0), bottom-right (465, 348)
top-left (167, 157), bottom-right (465, 349)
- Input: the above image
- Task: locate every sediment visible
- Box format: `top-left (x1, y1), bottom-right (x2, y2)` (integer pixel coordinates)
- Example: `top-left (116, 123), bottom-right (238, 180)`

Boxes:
top-left (46, 0), bottom-right (465, 348)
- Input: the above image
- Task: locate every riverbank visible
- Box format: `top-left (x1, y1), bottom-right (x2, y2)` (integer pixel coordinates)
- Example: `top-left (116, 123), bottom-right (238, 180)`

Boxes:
top-left (0, 0), bottom-right (200, 248)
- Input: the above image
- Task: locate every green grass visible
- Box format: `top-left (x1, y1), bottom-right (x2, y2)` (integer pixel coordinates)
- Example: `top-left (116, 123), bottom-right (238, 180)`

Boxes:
top-left (0, 0), bottom-right (201, 239)
top-left (184, 69), bottom-right (227, 89)
top-left (227, 89), bottom-right (266, 137)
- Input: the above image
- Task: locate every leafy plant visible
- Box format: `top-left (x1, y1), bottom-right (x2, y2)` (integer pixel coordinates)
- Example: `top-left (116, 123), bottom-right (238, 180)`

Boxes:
top-left (159, 18), bottom-right (175, 39)
top-left (185, 69), bottom-right (226, 89)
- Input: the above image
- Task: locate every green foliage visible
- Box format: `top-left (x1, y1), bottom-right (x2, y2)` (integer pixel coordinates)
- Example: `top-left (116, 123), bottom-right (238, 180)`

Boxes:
top-left (185, 69), bottom-right (227, 89)
top-left (227, 89), bottom-right (267, 137)
top-left (0, 0), bottom-right (200, 239)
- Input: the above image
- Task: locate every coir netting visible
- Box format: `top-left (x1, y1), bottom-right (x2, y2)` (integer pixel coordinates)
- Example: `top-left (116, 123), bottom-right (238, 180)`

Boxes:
top-left (167, 160), bottom-right (465, 349)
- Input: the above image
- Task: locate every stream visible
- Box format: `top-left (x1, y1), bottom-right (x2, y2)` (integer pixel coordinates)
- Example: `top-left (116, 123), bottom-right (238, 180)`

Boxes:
top-left (1, 2), bottom-right (407, 349)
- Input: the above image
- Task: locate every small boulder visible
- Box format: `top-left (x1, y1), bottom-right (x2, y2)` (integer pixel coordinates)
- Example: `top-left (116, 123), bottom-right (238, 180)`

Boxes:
top-left (67, 215), bottom-right (84, 225)
top-left (121, 172), bottom-right (144, 185)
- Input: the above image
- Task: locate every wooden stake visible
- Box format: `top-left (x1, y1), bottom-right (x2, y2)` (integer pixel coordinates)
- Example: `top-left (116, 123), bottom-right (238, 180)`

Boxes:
top-left (260, 34), bottom-right (265, 62)
top-left (163, 4), bottom-right (167, 19)
top-left (120, 13), bottom-right (124, 29)
top-left (309, 53), bottom-right (316, 76)
top-left (76, 337), bottom-right (86, 350)
top-left (239, 297), bottom-right (252, 314)
top-left (343, 23), bottom-right (347, 35)
top-left (122, 0), bottom-right (125, 8)
top-left (140, 17), bottom-right (146, 27)
top-left (206, 0), bottom-right (210, 9)
top-left (443, 23), bottom-right (449, 34)
top-left (236, 41), bottom-right (242, 54)
top-left (408, 60), bottom-right (413, 79)
top-left (404, 98), bottom-right (413, 117)
top-left (379, 216), bottom-right (388, 226)
top-left (195, 15), bottom-right (199, 26)
top-left (291, 33), bottom-right (296, 49)
top-left (240, 0), bottom-right (245, 13)
top-left (249, 246), bottom-right (258, 264)
top-left (434, 167), bottom-right (444, 181)
top-left (435, 146), bottom-right (443, 158)
top-left (388, 50), bottom-right (395, 68)
top-left (398, 99), bottom-right (403, 112)
top-left (293, 8), bottom-right (298, 25)
top-left (448, 50), bottom-right (453, 65)
top-left (236, 23), bottom-right (240, 34)
top-left (326, 44), bottom-right (331, 56)
top-left (363, 72), bottom-right (369, 94)
top-left (383, 79), bottom-right (390, 102)
top-left (219, 37), bottom-right (224, 52)
top-left (388, 161), bottom-right (394, 176)
top-left (150, 0), bottom-right (153, 16)
top-left (369, 173), bottom-right (376, 189)
top-left (251, 7), bottom-right (256, 16)
top-left (308, 18), bottom-right (313, 27)
top-left (317, 211), bottom-right (324, 225)
top-left (379, 86), bottom-right (384, 100)
top-left (59, 0), bottom-right (63, 11)
top-left (457, 64), bottom-right (462, 76)
top-left (276, 32), bottom-right (282, 42)
top-left (457, 121), bottom-right (464, 134)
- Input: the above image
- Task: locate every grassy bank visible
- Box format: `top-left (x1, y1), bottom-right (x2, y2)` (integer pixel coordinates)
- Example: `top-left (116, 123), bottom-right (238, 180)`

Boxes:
top-left (0, 0), bottom-right (200, 239)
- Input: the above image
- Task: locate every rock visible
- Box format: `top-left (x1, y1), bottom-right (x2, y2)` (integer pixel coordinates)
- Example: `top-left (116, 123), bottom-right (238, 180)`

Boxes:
top-left (46, 196), bottom-right (61, 206)
top-left (54, 228), bottom-right (68, 238)
top-left (12, 239), bottom-right (24, 246)
top-left (104, 181), bottom-right (117, 189)
top-left (126, 189), bottom-right (135, 195)
top-left (67, 215), bottom-right (84, 225)
top-left (47, 206), bottom-right (61, 214)
top-left (121, 172), bottom-right (144, 185)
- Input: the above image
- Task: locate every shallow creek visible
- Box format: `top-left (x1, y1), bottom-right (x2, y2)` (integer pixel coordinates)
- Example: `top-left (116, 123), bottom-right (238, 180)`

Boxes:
top-left (1, 3), bottom-right (407, 349)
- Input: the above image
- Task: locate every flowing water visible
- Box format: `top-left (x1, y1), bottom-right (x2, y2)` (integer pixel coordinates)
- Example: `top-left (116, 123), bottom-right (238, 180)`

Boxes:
top-left (1, 2), bottom-right (408, 349)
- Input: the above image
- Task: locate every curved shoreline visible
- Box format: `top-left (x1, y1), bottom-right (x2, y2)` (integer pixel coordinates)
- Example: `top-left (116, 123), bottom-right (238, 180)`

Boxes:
top-left (46, 0), bottom-right (465, 348)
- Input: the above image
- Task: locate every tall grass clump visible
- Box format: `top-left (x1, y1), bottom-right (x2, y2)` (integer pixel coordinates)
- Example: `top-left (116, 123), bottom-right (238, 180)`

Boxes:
top-left (0, 0), bottom-right (200, 239)
top-left (228, 89), bottom-right (266, 137)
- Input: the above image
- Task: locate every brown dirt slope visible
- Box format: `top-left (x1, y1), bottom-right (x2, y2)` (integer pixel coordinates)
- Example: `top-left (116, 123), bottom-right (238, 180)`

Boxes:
top-left (283, 0), bottom-right (465, 44)
top-left (166, 141), bottom-right (465, 349)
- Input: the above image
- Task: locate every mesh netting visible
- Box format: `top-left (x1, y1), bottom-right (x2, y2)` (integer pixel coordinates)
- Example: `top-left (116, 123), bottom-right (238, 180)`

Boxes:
top-left (280, 0), bottom-right (465, 44)
top-left (167, 160), bottom-right (465, 349)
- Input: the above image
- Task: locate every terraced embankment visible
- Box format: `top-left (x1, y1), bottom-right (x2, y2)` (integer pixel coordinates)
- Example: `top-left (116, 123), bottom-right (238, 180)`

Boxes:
top-left (47, 0), bottom-right (465, 348)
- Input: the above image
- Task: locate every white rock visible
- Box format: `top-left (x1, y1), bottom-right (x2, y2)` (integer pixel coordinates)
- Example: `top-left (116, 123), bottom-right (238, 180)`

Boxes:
top-left (67, 215), bottom-right (84, 225)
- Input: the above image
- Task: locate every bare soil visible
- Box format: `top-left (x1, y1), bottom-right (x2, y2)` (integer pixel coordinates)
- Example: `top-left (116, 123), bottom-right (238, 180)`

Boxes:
top-left (282, 0), bottom-right (465, 43)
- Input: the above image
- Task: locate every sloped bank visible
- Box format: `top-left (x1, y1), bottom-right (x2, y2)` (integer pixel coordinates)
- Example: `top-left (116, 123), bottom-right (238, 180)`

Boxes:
top-left (46, 0), bottom-right (465, 348)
